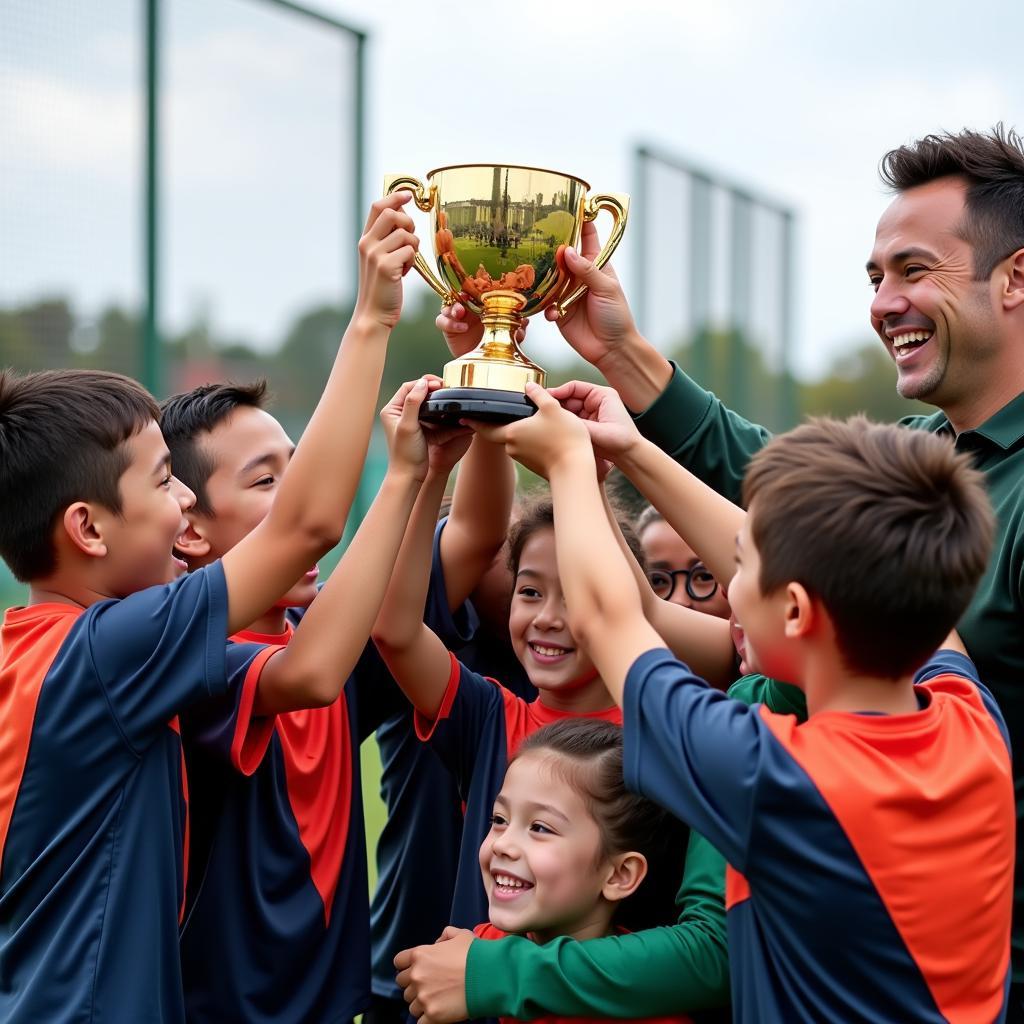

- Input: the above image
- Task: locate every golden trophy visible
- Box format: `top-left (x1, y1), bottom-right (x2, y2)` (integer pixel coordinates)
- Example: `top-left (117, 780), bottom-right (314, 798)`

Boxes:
top-left (384, 164), bottom-right (628, 423)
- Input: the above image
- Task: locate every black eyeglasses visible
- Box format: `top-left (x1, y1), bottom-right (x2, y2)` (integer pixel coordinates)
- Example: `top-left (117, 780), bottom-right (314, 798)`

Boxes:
top-left (647, 564), bottom-right (719, 603)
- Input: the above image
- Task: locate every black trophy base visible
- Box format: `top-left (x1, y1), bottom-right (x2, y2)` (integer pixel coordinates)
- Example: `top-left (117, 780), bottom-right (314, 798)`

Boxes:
top-left (420, 387), bottom-right (538, 426)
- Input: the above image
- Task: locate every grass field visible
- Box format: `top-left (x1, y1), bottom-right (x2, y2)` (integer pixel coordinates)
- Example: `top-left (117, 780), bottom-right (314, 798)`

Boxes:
top-left (452, 238), bottom-right (554, 275)
top-left (360, 738), bottom-right (386, 891)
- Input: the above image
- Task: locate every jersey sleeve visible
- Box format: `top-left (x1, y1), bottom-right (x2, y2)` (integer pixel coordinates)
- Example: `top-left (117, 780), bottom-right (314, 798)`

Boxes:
top-left (425, 517), bottom-right (480, 648)
top-left (465, 828), bottom-right (729, 1019)
top-left (180, 641), bottom-right (283, 775)
top-left (632, 362), bottom-right (771, 506)
top-left (914, 649), bottom-right (1011, 753)
top-left (623, 647), bottom-right (774, 872)
top-left (83, 561), bottom-right (234, 752)
top-left (414, 653), bottom-right (503, 794)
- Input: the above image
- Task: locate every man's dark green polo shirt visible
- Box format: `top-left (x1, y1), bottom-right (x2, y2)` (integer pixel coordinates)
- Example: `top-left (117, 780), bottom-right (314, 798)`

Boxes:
top-left (634, 363), bottom-right (1024, 979)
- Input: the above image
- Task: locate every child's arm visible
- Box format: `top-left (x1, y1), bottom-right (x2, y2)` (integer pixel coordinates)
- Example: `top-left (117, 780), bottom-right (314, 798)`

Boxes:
top-left (476, 385), bottom-right (768, 870)
top-left (219, 194), bottom-right (417, 637)
top-left (552, 379), bottom-right (743, 590)
top-left (434, 306), bottom-right (518, 613)
top-left (440, 437), bottom-right (516, 612)
top-left (474, 385), bottom-right (662, 701)
top-left (463, 830), bottom-right (728, 1019)
top-left (394, 831), bottom-right (728, 1023)
top-left (600, 486), bottom-right (735, 687)
top-left (372, 422), bottom-right (473, 720)
top-left (251, 379), bottom-right (448, 714)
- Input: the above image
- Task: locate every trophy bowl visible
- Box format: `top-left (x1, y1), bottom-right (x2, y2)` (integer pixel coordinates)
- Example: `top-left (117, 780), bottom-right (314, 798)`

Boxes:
top-left (384, 164), bottom-right (628, 423)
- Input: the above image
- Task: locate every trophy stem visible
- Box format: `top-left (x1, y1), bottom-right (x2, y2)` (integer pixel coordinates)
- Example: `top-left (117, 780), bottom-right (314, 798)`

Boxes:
top-left (440, 290), bottom-right (546, 392)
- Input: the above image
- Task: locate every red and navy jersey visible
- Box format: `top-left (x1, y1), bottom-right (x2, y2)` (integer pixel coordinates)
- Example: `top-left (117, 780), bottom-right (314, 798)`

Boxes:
top-left (624, 648), bottom-right (1014, 1023)
top-left (472, 923), bottom-right (693, 1024)
top-left (371, 518), bottom-right (535, 999)
top-left (0, 563), bottom-right (270, 1023)
top-left (179, 615), bottom-right (405, 1024)
top-left (419, 654), bottom-right (621, 929)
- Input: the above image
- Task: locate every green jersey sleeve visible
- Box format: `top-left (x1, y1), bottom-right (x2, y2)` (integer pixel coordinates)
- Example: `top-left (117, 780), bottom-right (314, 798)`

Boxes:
top-left (465, 829), bottom-right (729, 1019)
top-left (632, 363), bottom-right (772, 505)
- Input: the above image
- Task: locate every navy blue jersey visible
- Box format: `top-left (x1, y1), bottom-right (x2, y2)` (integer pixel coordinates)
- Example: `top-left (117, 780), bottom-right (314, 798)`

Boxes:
top-left (0, 563), bottom-right (268, 1023)
top-left (624, 648), bottom-right (1013, 1023)
top-left (420, 655), bottom-right (621, 929)
top-left (180, 613), bottom-right (404, 1024)
top-left (370, 518), bottom-right (534, 999)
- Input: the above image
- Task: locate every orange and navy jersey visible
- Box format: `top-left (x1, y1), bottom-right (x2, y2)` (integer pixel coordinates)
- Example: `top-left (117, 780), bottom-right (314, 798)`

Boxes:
top-left (179, 617), bottom-right (406, 1024)
top-left (417, 654), bottom-right (622, 929)
top-left (624, 648), bottom-right (1014, 1024)
top-left (472, 923), bottom-right (694, 1024)
top-left (0, 564), bottom-right (271, 1023)
top-left (371, 517), bottom-right (534, 1000)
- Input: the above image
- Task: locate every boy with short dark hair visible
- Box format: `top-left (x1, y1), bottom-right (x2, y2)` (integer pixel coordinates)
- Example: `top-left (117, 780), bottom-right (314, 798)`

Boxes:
top-left (0, 193), bottom-right (421, 1022)
top-left (480, 384), bottom-right (1014, 1023)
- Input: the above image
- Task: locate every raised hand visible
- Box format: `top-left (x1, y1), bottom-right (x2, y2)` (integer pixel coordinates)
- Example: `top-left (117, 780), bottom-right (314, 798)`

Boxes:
top-left (544, 221), bottom-right (641, 371)
top-left (470, 382), bottom-right (593, 479)
top-left (424, 422), bottom-right (473, 477)
top-left (379, 376), bottom-right (442, 481)
top-left (548, 379), bottom-right (642, 463)
top-left (435, 301), bottom-right (527, 358)
top-left (354, 193), bottom-right (419, 331)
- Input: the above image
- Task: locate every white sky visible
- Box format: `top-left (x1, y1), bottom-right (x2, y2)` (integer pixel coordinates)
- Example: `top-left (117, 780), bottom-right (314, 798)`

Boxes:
top-left (2, 0), bottom-right (1023, 379)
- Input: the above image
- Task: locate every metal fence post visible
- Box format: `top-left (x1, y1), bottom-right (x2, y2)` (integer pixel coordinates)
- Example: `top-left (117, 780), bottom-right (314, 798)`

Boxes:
top-left (143, 0), bottom-right (161, 395)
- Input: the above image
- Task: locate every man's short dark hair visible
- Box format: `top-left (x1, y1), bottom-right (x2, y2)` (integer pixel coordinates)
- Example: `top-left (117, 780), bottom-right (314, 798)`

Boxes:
top-left (742, 416), bottom-right (995, 679)
top-left (159, 381), bottom-right (268, 516)
top-left (879, 124), bottom-right (1024, 279)
top-left (0, 368), bottom-right (160, 581)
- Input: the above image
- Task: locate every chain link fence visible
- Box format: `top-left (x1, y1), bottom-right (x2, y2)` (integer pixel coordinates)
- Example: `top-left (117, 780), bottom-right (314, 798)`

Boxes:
top-left (632, 143), bottom-right (798, 432)
top-left (1, 0), bottom-right (368, 607)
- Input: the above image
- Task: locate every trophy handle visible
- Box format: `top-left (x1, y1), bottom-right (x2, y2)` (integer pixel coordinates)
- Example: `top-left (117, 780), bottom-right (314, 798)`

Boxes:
top-left (556, 192), bottom-right (630, 314)
top-left (383, 174), bottom-right (460, 304)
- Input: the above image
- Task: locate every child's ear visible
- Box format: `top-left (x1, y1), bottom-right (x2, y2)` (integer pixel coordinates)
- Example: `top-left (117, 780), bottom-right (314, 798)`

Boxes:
top-left (783, 582), bottom-right (815, 640)
top-left (173, 520), bottom-right (211, 561)
top-left (601, 851), bottom-right (648, 904)
top-left (62, 501), bottom-right (108, 559)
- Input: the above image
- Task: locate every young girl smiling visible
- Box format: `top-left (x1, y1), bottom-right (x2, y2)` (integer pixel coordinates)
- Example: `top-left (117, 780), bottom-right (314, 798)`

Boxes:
top-left (475, 719), bottom-right (691, 1024)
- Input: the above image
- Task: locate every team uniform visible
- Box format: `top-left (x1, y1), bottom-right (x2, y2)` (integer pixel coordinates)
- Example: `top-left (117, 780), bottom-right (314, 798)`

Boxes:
top-left (370, 519), bottom-right (534, 1011)
top-left (419, 655), bottom-right (621, 929)
top-left (623, 647), bottom-right (1014, 1023)
top-left (182, 520), bottom-right (519, 1024)
top-left (0, 564), bottom-right (269, 1023)
top-left (634, 362), bottom-right (1024, 983)
top-left (180, 623), bottom-right (404, 1024)
top-left (472, 923), bottom-right (694, 1024)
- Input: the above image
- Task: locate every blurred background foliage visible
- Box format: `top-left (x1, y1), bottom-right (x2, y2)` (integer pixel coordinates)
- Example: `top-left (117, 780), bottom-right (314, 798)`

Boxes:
top-left (0, 289), bottom-right (928, 611)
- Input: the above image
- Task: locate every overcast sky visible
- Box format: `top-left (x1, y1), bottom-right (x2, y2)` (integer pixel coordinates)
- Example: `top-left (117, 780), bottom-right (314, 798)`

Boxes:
top-left (3, 0), bottom-right (1023, 380)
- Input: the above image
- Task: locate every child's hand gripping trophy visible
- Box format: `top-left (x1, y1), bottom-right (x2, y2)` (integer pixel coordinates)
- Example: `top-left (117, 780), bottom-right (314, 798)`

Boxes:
top-left (379, 375), bottom-right (473, 482)
top-left (470, 382), bottom-right (594, 480)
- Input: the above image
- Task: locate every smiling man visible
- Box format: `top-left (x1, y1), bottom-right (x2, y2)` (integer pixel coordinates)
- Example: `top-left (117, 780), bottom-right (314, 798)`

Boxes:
top-left (399, 126), bottom-right (1024, 1024)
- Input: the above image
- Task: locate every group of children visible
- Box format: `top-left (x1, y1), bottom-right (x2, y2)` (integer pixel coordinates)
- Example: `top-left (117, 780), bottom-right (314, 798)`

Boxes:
top-left (0, 193), bottom-right (1014, 1023)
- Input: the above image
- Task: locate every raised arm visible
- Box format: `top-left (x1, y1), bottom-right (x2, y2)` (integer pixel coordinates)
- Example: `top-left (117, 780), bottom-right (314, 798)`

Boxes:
top-left (221, 194), bottom-right (417, 635)
top-left (440, 436), bottom-right (516, 612)
top-left (474, 385), bottom-right (663, 704)
top-left (372, 414), bottom-right (473, 720)
top-left (253, 379), bottom-right (436, 714)
top-left (552, 379), bottom-right (744, 594)
top-left (600, 487), bottom-right (735, 687)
